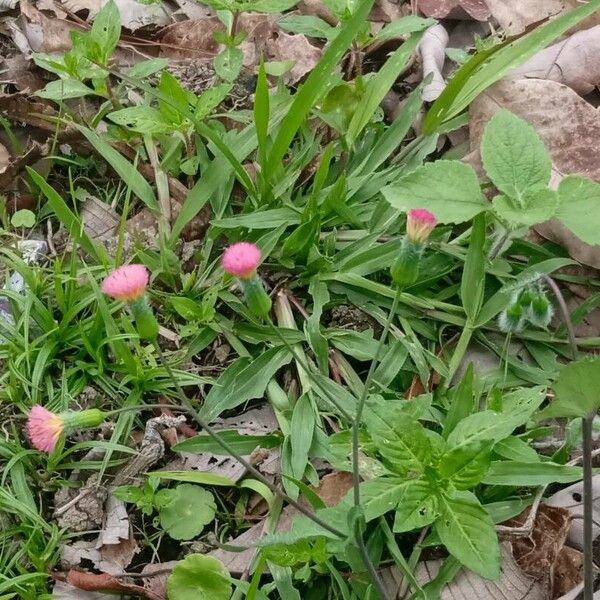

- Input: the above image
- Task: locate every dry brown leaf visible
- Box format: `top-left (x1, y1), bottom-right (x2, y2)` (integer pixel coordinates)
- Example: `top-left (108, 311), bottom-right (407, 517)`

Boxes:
top-left (52, 580), bottom-right (115, 599)
top-left (381, 543), bottom-right (545, 599)
top-left (55, 570), bottom-right (163, 600)
top-left (0, 55), bottom-right (45, 92)
top-left (20, 0), bottom-right (81, 52)
top-left (553, 546), bottom-right (583, 598)
top-left (160, 14), bottom-right (321, 84)
top-left (371, 0), bottom-right (408, 23)
top-left (469, 77), bottom-right (600, 268)
top-left (512, 25), bottom-right (600, 95)
top-left (418, 0), bottom-right (490, 21)
top-left (141, 561), bottom-right (178, 599)
top-left (81, 196), bottom-right (119, 244)
top-left (297, 0), bottom-right (337, 25)
top-left (313, 471), bottom-right (353, 507)
top-left (485, 0), bottom-right (600, 36)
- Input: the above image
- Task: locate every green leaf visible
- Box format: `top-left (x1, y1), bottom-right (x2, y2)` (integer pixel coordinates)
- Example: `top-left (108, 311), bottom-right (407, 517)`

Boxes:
top-left (214, 47), bottom-right (243, 82)
top-left (438, 441), bottom-right (492, 489)
top-left (305, 280), bottom-right (329, 373)
top-left (195, 84), bottom-right (232, 119)
top-left (126, 58), bottom-right (169, 78)
top-left (290, 394), bottom-right (316, 479)
top-left (540, 357), bottom-right (600, 418)
top-left (107, 106), bottom-right (171, 134)
top-left (382, 160), bottom-right (487, 224)
top-left (267, 0), bottom-right (374, 173)
top-left (158, 484), bottom-right (216, 540)
top-left (443, 363), bottom-right (476, 438)
top-left (423, 0), bottom-right (600, 132)
top-left (481, 110), bottom-right (551, 200)
top-left (376, 15), bottom-right (435, 40)
top-left (482, 461), bottom-right (583, 485)
top-left (492, 187), bottom-right (558, 226)
top-left (167, 554), bottom-right (231, 600)
top-left (173, 430), bottom-right (282, 455)
top-left (278, 14), bottom-right (336, 40)
top-left (447, 387), bottom-right (545, 449)
top-left (555, 175), bottom-right (600, 245)
top-left (148, 471), bottom-right (235, 487)
top-left (10, 209), bottom-right (36, 228)
top-left (90, 0), bottom-right (121, 63)
top-left (74, 124), bottom-right (158, 211)
top-left (494, 437), bottom-right (540, 462)
top-left (198, 347), bottom-right (292, 422)
top-left (36, 79), bottom-right (97, 100)
top-left (436, 490), bottom-right (500, 579)
top-left (364, 410), bottom-right (432, 475)
top-left (345, 31), bottom-right (422, 146)
top-left (461, 214), bottom-right (486, 323)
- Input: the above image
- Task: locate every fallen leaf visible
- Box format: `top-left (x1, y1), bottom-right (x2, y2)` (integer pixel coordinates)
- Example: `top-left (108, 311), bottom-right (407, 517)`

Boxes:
top-left (160, 14), bottom-right (321, 83)
top-left (512, 25), bottom-right (600, 95)
top-left (141, 561), bottom-right (179, 599)
top-left (20, 0), bottom-right (81, 52)
top-left (52, 580), bottom-right (114, 599)
top-left (381, 542), bottom-right (545, 599)
top-left (419, 24), bottom-right (449, 101)
top-left (56, 570), bottom-right (163, 600)
top-left (371, 0), bottom-right (408, 23)
top-left (418, 0), bottom-right (490, 21)
top-left (553, 545), bottom-right (583, 598)
top-left (313, 471), bottom-right (353, 507)
top-left (0, 55), bottom-right (46, 92)
top-left (469, 77), bottom-right (600, 268)
top-left (485, 0), bottom-right (600, 36)
top-left (81, 196), bottom-right (119, 244)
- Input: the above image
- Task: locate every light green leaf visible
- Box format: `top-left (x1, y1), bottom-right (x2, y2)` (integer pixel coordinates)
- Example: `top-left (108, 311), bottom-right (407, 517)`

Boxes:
top-left (195, 83), bottom-right (232, 119)
top-left (167, 554), bottom-right (231, 600)
top-left (148, 471), bottom-right (235, 486)
top-left (376, 15), bottom-right (435, 40)
top-left (555, 175), bottom-right (600, 246)
top-left (392, 484), bottom-right (438, 533)
top-left (90, 0), bottom-right (121, 62)
top-left (541, 357), bottom-right (600, 418)
top-left (173, 430), bottom-right (281, 455)
top-left (126, 58), bottom-right (169, 78)
top-left (481, 110), bottom-right (551, 200)
top-left (107, 106), bottom-right (171, 134)
top-left (158, 484), bottom-right (216, 540)
top-left (36, 79), bottom-right (97, 100)
top-left (364, 410), bottom-right (432, 475)
top-left (461, 213), bottom-right (486, 323)
top-left (482, 461), bottom-right (583, 485)
top-left (214, 47), bottom-right (243, 82)
top-left (436, 490), bottom-right (500, 579)
top-left (290, 394), bottom-right (316, 479)
top-left (278, 14), bottom-right (336, 39)
top-left (382, 160), bottom-right (487, 224)
top-left (10, 209), bottom-right (36, 228)
top-left (492, 186), bottom-right (558, 227)
top-left (494, 437), bottom-right (540, 462)
top-left (447, 387), bottom-right (545, 449)
top-left (198, 347), bottom-right (292, 422)
top-left (438, 441), bottom-right (492, 489)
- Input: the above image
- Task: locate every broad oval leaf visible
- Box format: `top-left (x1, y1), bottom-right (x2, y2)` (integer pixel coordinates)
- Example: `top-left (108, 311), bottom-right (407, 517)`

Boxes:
top-left (382, 160), bottom-right (488, 224)
top-left (438, 441), bottom-right (492, 489)
top-left (556, 175), bottom-right (600, 246)
top-left (167, 554), bottom-right (231, 600)
top-left (158, 484), bottom-right (216, 540)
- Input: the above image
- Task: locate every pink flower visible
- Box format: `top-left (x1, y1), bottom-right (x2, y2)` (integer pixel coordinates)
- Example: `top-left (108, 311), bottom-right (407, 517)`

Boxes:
top-left (222, 242), bottom-right (261, 280)
top-left (101, 264), bottom-right (149, 302)
top-left (27, 405), bottom-right (64, 453)
top-left (406, 209), bottom-right (437, 243)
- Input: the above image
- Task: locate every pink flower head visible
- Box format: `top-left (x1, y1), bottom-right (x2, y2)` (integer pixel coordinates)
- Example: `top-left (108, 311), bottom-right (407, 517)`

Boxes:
top-left (27, 405), bottom-right (64, 453)
top-left (406, 208), bottom-right (437, 243)
top-left (222, 242), bottom-right (261, 280)
top-left (101, 264), bottom-right (149, 302)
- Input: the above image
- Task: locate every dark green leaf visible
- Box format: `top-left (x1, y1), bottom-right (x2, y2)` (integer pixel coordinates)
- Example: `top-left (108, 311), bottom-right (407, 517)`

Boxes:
top-left (438, 441), bottom-right (492, 489)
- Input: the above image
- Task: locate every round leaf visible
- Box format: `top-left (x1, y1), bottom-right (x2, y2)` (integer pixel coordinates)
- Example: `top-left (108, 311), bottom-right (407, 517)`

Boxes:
top-left (167, 554), bottom-right (231, 600)
top-left (11, 209), bottom-right (36, 228)
top-left (158, 484), bottom-right (216, 540)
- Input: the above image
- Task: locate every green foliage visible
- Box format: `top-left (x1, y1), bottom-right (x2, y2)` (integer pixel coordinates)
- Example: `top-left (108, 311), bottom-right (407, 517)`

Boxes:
top-left (167, 554), bottom-right (231, 600)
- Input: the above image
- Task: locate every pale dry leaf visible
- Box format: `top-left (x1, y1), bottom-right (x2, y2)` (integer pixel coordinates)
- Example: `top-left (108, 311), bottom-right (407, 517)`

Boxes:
top-left (419, 23), bottom-right (449, 101)
top-left (141, 561), bottom-right (178, 599)
top-left (553, 546), bottom-right (583, 599)
top-left (512, 25), bottom-right (600, 95)
top-left (418, 0), bottom-right (490, 21)
top-left (20, 0), bottom-right (81, 52)
top-left (557, 583), bottom-right (600, 599)
top-left (81, 196), bottom-right (119, 243)
top-left (297, 0), bottom-right (337, 25)
top-left (98, 534), bottom-right (139, 575)
top-left (485, 0), bottom-right (600, 36)
top-left (0, 141), bottom-right (9, 174)
top-left (469, 77), bottom-right (600, 268)
top-left (0, 55), bottom-right (45, 92)
top-left (97, 495), bottom-right (129, 547)
top-left (371, 0), bottom-right (408, 23)
top-left (381, 543), bottom-right (545, 599)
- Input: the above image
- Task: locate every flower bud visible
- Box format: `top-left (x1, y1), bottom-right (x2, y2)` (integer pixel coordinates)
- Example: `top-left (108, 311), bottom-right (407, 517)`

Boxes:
top-left (241, 276), bottom-right (272, 317)
top-left (130, 296), bottom-right (159, 341)
top-left (528, 294), bottom-right (553, 328)
top-left (63, 409), bottom-right (107, 429)
top-left (498, 302), bottom-right (525, 333)
top-left (406, 209), bottom-right (437, 244)
top-left (391, 238), bottom-right (423, 288)
top-left (517, 288), bottom-right (536, 307)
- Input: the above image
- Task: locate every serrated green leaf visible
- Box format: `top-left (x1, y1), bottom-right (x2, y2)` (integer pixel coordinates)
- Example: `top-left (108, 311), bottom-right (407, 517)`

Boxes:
top-left (36, 79), bottom-right (97, 100)
top-left (492, 187), bottom-right (558, 227)
top-left (541, 357), bottom-right (600, 418)
top-left (167, 554), bottom-right (231, 600)
top-left (158, 484), bottom-right (216, 540)
top-left (382, 160), bottom-right (487, 224)
top-left (555, 175), bottom-right (600, 246)
top-left (436, 490), bottom-right (500, 579)
top-left (481, 110), bottom-right (551, 200)
top-left (438, 441), bottom-right (492, 489)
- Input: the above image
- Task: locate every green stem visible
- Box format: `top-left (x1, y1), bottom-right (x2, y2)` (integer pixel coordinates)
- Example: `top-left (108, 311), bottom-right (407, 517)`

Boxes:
top-left (152, 342), bottom-right (346, 540)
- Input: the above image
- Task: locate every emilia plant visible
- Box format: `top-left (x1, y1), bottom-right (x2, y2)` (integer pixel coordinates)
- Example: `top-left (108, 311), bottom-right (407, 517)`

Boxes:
top-left (4, 0), bottom-right (600, 598)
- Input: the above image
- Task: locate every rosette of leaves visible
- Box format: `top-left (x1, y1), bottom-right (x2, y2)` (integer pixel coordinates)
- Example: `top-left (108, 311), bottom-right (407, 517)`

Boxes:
top-left (382, 109), bottom-right (600, 246)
